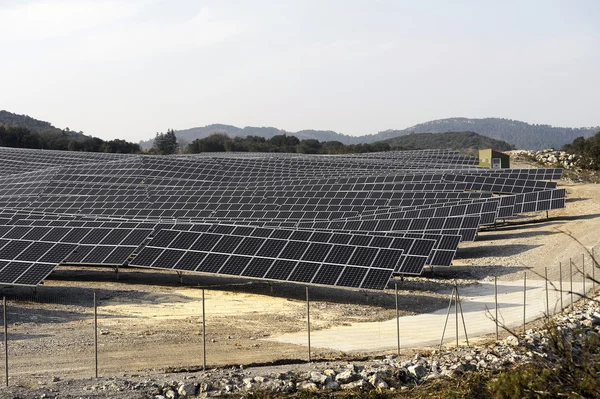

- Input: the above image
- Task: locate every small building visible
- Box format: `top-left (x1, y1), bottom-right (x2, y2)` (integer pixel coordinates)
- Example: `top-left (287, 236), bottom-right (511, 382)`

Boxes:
top-left (479, 148), bottom-right (510, 169)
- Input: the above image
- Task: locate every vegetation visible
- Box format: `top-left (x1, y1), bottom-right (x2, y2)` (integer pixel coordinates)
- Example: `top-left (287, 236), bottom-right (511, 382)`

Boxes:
top-left (139, 118), bottom-right (599, 151)
top-left (562, 131), bottom-right (600, 170)
top-left (0, 124), bottom-right (140, 153)
top-left (381, 117), bottom-right (598, 150)
top-left (152, 129), bottom-right (178, 155)
top-left (0, 110), bottom-right (140, 153)
top-left (383, 131), bottom-right (514, 153)
top-left (186, 134), bottom-right (391, 154)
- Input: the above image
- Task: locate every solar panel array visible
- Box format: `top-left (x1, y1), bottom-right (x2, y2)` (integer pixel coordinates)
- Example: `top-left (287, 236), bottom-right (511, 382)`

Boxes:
top-left (0, 147), bottom-right (566, 289)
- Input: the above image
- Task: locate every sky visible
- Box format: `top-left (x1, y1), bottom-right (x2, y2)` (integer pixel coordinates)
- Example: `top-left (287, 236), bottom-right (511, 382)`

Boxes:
top-left (1, 0), bottom-right (599, 142)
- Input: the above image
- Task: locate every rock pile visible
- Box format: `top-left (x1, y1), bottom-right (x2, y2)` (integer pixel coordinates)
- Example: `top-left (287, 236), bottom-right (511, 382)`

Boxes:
top-left (510, 149), bottom-right (579, 169)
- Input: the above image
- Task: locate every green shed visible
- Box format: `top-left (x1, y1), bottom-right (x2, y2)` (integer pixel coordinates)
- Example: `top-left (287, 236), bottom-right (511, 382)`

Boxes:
top-left (479, 148), bottom-right (510, 169)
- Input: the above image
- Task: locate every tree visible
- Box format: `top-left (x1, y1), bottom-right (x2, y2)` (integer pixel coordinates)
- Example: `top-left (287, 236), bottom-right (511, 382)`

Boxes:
top-left (153, 129), bottom-right (178, 155)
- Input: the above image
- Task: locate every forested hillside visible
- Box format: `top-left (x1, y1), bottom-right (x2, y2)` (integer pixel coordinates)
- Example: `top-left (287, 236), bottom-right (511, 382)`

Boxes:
top-left (138, 124), bottom-right (362, 149)
top-left (377, 117), bottom-right (598, 150)
top-left (141, 118), bottom-right (598, 150)
top-left (382, 131), bottom-right (515, 153)
top-left (0, 111), bottom-right (140, 153)
top-left (186, 134), bottom-right (388, 154)
top-left (185, 131), bottom-right (510, 154)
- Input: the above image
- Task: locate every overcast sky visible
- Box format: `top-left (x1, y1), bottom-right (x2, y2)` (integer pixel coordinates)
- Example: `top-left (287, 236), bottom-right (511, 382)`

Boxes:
top-left (1, 0), bottom-right (599, 142)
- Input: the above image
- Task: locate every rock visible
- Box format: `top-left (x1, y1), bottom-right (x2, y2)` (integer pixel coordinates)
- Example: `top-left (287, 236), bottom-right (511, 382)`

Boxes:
top-left (341, 379), bottom-right (370, 390)
top-left (52, 377), bottom-right (60, 383)
top-left (336, 369), bottom-right (361, 384)
top-left (178, 383), bottom-right (197, 397)
top-left (254, 376), bottom-right (267, 383)
top-left (324, 380), bottom-right (340, 390)
top-left (407, 364), bottom-right (428, 380)
top-left (282, 380), bottom-right (296, 393)
top-left (504, 335), bottom-right (519, 346)
top-left (164, 388), bottom-right (177, 399)
top-left (323, 369), bottom-right (336, 376)
top-left (297, 381), bottom-right (318, 391)
top-left (309, 372), bottom-right (328, 385)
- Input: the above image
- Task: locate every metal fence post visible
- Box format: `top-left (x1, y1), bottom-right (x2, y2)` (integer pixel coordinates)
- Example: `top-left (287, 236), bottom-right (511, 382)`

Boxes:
top-left (202, 289), bottom-right (206, 371)
top-left (306, 287), bottom-right (311, 363)
top-left (455, 285), bottom-right (469, 347)
top-left (94, 292), bottom-right (98, 378)
top-left (582, 254), bottom-right (586, 295)
top-left (494, 276), bottom-right (498, 341)
top-left (3, 297), bottom-right (7, 387)
top-left (559, 262), bottom-right (563, 310)
top-left (455, 284), bottom-right (459, 348)
top-left (439, 287), bottom-right (455, 350)
top-left (570, 259), bottom-right (574, 307)
top-left (523, 272), bottom-right (526, 334)
top-left (593, 248), bottom-right (596, 293)
top-left (545, 267), bottom-right (549, 316)
top-left (395, 282), bottom-right (400, 356)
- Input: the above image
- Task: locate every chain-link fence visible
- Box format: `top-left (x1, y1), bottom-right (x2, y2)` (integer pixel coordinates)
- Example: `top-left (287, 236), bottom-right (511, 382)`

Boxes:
top-left (0, 244), bottom-right (598, 385)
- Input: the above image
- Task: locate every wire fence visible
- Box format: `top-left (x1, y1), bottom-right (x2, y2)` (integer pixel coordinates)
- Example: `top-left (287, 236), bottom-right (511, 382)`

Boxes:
top-left (0, 245), bottom-right (598, 385)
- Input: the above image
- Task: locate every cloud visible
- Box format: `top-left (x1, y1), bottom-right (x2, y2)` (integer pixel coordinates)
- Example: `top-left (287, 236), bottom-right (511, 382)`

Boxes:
top-left (0, 0), bottom-right (149, 41)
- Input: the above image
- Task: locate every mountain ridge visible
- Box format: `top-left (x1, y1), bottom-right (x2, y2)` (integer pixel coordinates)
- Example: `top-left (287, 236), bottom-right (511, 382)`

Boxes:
top-left (140, 117), bottom-right (599, 150)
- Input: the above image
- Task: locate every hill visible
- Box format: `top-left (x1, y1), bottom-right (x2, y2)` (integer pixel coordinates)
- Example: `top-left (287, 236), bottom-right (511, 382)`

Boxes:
top-left (0, 110), bottom-right (140, 153)
top-left (139, 124), bottom-right (362, 149)
top-left (383, 131), bottom-right (515, 153)
top-left (141, 118), bottom-right (598, 150)
top-left (373, 117), bottom-right (598, 150)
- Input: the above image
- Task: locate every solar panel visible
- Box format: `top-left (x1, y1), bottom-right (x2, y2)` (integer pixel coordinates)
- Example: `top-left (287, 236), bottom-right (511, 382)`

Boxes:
top-left (0, 146), bottom-right (567, 287)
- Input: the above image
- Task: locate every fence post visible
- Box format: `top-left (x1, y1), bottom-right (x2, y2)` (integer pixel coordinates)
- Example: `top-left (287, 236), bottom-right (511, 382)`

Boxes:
top-left (494, 276), bottom-right (498, 341)
top-left (593, 248), bottom-right (596, 293)
top-left (306, 287), bottom-right (311, 363)
top-left (523, 272), bottom-right (526, 334)
top-left (3, 297), bottom-right (7, 387)
top-left (395, 282), bottom-right (400, 356)
top-left (582, 254), bottom-right (586, 295)
top-left (545, 267), bottom-right (549, 316)
top-left (593, 248), bottom-right (596, 290)
top-left (559, 262), bottom-right (563, 310)
top-left (570, 258), bottom-right (574, 307)
top-left (94, 292), bottom-right (98, 378)
top-left (455, 284), bottom-right (459, 348)
top-left (202, 289), bottom-right (206, 371)
top-left (455, 285), bottom-right (469, 346)
top-left (439, 287), bottom-right (455, 350)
